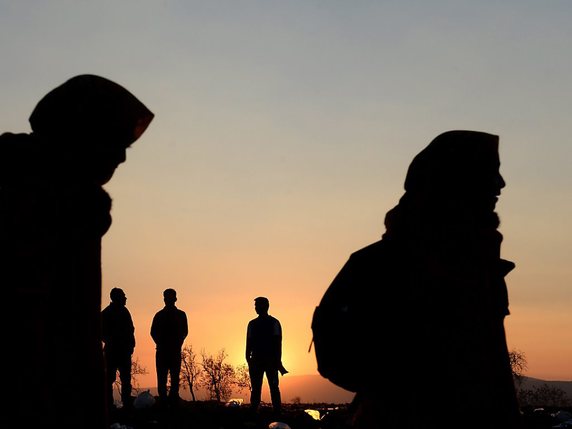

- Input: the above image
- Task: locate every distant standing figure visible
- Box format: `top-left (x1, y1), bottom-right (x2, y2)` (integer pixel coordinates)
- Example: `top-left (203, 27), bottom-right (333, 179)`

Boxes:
top-left (1, 75), bottom-right (153, 428)
top-left (101, 287), bottom-right (136, 409)
top-left (151, 288), bottom-right (188, 404)
top-left (246, 296), bottom-right (285, 414)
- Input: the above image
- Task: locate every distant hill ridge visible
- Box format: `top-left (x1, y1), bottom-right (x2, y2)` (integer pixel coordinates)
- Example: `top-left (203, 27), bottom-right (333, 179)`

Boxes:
top-left (519, 376), bottom-right (572, 399)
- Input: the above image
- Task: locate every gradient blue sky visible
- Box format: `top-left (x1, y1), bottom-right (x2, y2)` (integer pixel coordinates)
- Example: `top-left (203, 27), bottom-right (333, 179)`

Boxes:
top-left (1, 1), bottom-right (570, 390)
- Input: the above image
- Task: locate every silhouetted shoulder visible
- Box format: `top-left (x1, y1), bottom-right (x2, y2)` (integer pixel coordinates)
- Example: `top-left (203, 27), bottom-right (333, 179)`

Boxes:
top-left (0, 131), bottom-right (29, 145)
top-left (0, 133), bottom-right (39, 181)
top-left (0, 131), bottom-right (28, 143)
top-left (348, 239), bottom-right (386, 260)
top-left (346, 239), bottom-right (401, 270)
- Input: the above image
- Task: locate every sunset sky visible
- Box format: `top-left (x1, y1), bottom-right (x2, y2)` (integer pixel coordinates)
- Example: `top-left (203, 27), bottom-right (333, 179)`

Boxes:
top-left (1, 1), bottom-right (570, 393)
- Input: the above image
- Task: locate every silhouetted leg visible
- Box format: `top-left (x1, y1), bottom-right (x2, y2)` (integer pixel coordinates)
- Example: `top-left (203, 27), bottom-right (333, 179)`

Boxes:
top-left (248, 363), bottom-right (264, 411)
top-left (104, 352), bottom-right (119, 408)
top-left (266, 368), bottom-right (281, 413)
top-left (169, 352), bottom-right (182, 401)
top-left (156, 351), bottom-right (168, 400)
top-left (118, 354), bottom-right (132, 406)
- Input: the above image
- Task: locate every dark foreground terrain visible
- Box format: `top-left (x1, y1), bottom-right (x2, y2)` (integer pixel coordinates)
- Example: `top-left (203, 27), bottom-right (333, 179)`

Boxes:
top-left (109, 399), bottom-right (572, 429)
top-left (109, 400), bottom-right (353, 429)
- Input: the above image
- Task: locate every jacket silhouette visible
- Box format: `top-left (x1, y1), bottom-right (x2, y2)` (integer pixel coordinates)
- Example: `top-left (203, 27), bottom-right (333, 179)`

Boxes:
top-left (246, 296), bottom-right (284, 413)
top-left (101, 287), bottom-right (136, 408)
top-left (151, 288), bottom-right (188, 403)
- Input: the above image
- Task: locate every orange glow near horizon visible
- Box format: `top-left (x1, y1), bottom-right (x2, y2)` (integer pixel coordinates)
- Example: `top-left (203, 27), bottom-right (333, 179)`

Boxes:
top-left (111, 286), bottom-right (571, 393)
top-left (505, 305), bottom-right (572, 380)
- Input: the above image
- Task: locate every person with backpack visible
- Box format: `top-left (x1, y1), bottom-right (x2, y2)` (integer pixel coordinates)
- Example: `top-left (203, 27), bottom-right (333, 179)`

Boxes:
top-left (246, 296), bottom-right (285, 414)
top-left (313, 130), bottom-right (521, 429)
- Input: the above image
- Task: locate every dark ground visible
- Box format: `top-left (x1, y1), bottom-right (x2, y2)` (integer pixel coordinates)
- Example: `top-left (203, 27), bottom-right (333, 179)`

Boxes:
top-left (109, 400), bottom-right (354, 429)
top-left (109, 400), bottom-right (572, 429)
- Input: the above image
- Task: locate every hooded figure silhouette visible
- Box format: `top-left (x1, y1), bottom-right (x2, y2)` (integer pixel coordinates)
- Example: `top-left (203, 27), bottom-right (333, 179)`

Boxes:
top-left (324, 131), bottom-right (520, 429)
top-left (1, 75), bottom-right (153, 428)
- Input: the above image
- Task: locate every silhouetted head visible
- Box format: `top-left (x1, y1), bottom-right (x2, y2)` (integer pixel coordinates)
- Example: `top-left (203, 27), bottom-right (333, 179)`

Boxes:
top-left (403, 130), bottom-right (505, 212)
top-left (110, 287), bottom-right (127, 306)
top-left (29, 74), bottom-right (154, 185)
top-left (383, 130), bottom-right (506, 240)
top-left (163, 288), bottom-right (177, 306)
top-left (254, 296), bottom-right (270, 315)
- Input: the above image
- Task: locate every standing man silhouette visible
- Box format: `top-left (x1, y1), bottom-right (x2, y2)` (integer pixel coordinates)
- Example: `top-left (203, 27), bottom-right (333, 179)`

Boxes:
top-left (150, 288), bottom-right (188, 405)
top-left (101, 287), bottom-right (136, 409)
top-left (246, 296), bottom-right (284, 414)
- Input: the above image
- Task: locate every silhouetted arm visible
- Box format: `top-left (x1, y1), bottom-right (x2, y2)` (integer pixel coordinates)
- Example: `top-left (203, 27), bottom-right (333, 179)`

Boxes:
top-left (128, 310), bottom-right (136, 352)
top-left (272, 318), bottom-right (282, 366)
top-left (245, 321), bottom-right (253, 363)
top-left (150, 313), bottom-right (159, 345)
top-left (181, 311), bottom-right (188, 344)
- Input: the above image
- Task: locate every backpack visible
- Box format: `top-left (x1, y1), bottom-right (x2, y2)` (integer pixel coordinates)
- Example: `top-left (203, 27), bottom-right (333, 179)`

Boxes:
top-left (310, 240), bottom-right (390, 392)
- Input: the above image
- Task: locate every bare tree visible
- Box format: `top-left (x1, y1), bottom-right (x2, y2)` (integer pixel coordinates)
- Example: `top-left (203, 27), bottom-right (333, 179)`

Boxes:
top-left (181, 344), bottom-right (203, 401)
top-left (200, 349), bottom-right (236, 402)
top-left (234, 363), bottom-right (251, 395)
top-left (113, 357), bottom-right (148, 397)
top-left (508, 349), bottom-right (528, 389)
top-left (291, 396), bottom-right (302, 405)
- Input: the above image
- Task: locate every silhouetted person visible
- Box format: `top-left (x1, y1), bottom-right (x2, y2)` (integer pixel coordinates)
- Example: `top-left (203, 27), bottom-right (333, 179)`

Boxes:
top-left (327, 131), bottom-right (521, 429)
top-left (1, 75), bottom-right (153, 429)
top-left (150, 288), bottom-right (188, 405)
top-left (246, 296), bottom-right (285, 414)
top-left (101, 287), bottom-right (136, 409)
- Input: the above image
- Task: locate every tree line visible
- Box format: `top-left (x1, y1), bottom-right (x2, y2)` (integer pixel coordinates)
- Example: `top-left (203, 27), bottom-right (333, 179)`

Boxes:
top-left (115, 345), bottom-right (252, 404)
top-left (509, 349), bottom-right (571, 408)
